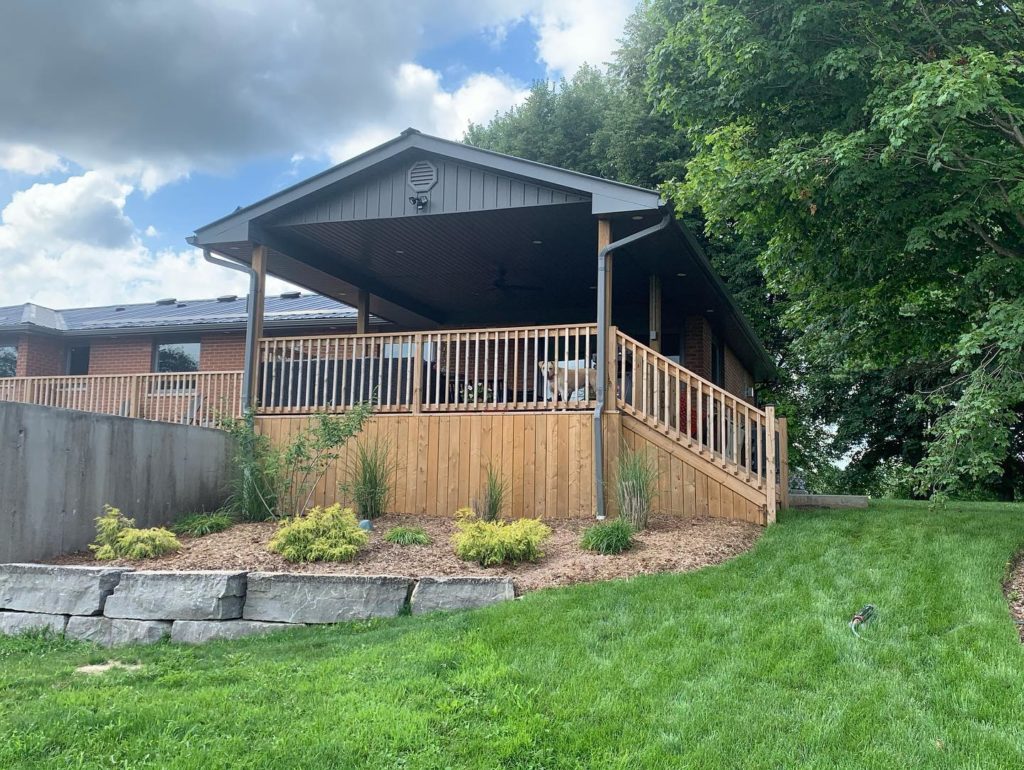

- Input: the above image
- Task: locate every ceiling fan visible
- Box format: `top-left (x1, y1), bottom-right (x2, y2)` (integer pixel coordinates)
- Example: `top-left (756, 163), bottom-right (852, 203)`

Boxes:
top-left (486, 265), bottom-right (543, 294)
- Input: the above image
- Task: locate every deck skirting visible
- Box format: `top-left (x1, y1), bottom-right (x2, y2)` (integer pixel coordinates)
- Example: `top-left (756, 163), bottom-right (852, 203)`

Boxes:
top-left (256, 412), bottom-right (769, 524)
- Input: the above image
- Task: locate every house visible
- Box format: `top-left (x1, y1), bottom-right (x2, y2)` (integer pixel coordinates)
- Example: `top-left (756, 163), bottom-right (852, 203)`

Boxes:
top-left (0, 294), bottom-right (377, 424)
top-left (191, 128), bottom-right (786, 523)
top-left (2, 128), bottom-right (786, 523)
top-left (0, 293), bottom-right (377, 378)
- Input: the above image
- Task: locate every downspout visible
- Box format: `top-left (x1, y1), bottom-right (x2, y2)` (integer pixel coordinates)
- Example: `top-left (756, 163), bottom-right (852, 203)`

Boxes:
top-left (594, 211), bottom-right (672, 519)
top-left (201, 248), bottom-right (257, 414)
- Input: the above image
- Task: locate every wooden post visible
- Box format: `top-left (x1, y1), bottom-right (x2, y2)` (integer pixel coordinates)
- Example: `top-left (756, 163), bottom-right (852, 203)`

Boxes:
top-left (246, 244), bottom-right (267, 408)
top-left (648, 274), bottom-right (662, 353)
top-left (411, 332), bottom-right (423, 414)
top-left (777, 416), bottom-right (790, 510)
top-left (356, 288), bottom-right (370, 335)
top-left (765, 404), bottom-right (777, 524)
top-left (130, 375), bottom-right (144, 419)
top-left (598, 218), bottom-right (612, 324)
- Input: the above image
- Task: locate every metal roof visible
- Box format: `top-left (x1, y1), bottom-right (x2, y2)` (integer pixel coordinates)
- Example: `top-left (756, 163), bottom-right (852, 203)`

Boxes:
top-left (0, 293), bottom-right (366, 336)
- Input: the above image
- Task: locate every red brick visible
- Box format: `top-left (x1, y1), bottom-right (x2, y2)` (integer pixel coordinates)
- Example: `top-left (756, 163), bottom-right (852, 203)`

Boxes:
top-left (88, 338), bottom-right (154, 375)
top-left (199, 333), bottom-right (246, 371)
top-left (16, 333), bottom-right (66, 376)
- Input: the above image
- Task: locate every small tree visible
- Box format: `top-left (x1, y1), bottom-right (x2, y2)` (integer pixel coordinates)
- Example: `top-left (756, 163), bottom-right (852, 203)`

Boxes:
top-left (224, 403), bottom-right (373, 520)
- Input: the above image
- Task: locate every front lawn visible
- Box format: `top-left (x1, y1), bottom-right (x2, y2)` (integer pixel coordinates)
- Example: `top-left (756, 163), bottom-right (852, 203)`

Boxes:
top-left (2, 500), bottom-right (1023, 769)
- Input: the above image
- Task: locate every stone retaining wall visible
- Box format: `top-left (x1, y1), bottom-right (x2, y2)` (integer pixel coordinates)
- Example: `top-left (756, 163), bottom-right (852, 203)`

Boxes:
top-left (0, 564), bottom-right (513, 647)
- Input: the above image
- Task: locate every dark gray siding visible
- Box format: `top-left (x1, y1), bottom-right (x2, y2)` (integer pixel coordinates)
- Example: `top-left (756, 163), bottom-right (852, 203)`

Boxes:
top-left (273, 155), bottom-right (589, 226)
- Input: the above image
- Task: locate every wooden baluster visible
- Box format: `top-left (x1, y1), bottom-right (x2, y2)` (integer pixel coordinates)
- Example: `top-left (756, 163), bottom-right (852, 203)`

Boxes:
top-left (732, 398), bottom-right (740, 473)
top-left (719, 390), bottom-right (727, 467)
top-left (765, 405), bottom-right (777, 523)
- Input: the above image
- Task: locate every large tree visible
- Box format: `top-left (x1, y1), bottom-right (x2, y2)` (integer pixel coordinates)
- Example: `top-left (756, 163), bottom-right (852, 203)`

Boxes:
top-left (648, 0), bottom-right (1024, 498)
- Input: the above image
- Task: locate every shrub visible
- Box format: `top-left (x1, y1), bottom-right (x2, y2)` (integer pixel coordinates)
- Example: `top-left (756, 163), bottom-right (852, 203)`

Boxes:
top-left (90, 505), bottom-right (181, 560)
top-left (383, 525), bottom-right (432, 546)
top-left (476, 462), bottom-right (507, 522)
top-left (343, 438), bottom-right (394, 520)
top-left (267, 504), bottom-right (369, 563)
top-left (580, 518), bottom-right (634, 554)
top-left (172, 510), bottom-right (235, 537)
top-left (616, 446), bottom-right (658, 530)
top-left (452, 509), bottom-right (551, 566)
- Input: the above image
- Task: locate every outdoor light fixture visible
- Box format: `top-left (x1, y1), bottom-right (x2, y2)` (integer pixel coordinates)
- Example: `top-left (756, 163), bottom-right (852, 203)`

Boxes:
top-left (676, 272), bottom-right (687, 277)
top-left (632, 215), bottom-right (644, 220)
top-left (532, 239), bottom-right (543, 245)
top-left (409, 194), bottom-right (429, 210)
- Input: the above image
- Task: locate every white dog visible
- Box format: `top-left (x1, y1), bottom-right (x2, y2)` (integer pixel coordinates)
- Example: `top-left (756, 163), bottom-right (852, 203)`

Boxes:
top-left (538, 361), bottom-right (599, 402)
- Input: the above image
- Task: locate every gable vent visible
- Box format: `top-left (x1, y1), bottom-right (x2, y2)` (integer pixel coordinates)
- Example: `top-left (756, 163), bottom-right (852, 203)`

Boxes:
top-left (407, 160), bottom-right (438, 193)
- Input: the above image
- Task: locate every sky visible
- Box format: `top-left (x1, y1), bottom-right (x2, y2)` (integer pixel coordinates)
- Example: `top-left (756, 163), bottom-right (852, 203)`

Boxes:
top-left (0, 0), bottom-right (638, 310)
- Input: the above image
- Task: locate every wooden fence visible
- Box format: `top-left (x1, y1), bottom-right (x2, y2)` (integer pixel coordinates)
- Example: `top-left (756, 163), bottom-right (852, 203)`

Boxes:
top-left (0, 371), bottom-right (243, 426)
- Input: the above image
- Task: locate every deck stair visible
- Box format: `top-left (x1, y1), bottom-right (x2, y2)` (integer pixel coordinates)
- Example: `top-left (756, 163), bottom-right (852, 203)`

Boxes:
top-left (612, 331), bottom-right (782, 522)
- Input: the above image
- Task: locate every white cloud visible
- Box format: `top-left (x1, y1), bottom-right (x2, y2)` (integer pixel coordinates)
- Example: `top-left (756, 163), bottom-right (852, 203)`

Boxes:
top-left (0, 172), bottom-right (295, 308)
top-left (529, 0), bottom-right (636, 75)
top-left (0, 143), bottom-right (65, 175)
top-left (328, 64), bottom-right (529, 163)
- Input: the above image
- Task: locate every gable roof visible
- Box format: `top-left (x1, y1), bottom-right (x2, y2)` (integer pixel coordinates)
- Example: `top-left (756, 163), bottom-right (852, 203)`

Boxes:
top-left (0, 293), bottom-right (369, 337)
top-left (187, 129), bottom-right (777, 382)
top-left (191, 128), bottom-right (663, 246)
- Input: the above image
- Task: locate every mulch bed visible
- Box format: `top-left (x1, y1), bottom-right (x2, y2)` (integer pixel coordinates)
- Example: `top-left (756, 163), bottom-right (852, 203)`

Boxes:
top-left (1006, 550), bottom-right (1024, 643)
top-left (52, 514), bottom-right (761, 594)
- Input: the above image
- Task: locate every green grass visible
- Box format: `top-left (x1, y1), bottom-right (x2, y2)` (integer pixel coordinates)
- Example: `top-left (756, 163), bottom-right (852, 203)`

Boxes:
top-left (171, 510), bottom-right (235, 537)
top-left (383, 525), bottom-right (432, 546)
top-left (2, 500), bottom-right (1024, 768)
top-left (580, 517), bottom-right (634, 554)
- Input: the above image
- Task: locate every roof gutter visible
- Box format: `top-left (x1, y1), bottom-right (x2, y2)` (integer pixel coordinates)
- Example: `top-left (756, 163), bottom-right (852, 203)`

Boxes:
top-left (593, 211), bottom-right (672, 519)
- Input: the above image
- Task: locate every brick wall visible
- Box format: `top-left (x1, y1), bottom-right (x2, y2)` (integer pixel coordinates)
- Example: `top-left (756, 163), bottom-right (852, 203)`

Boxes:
top-left (199, 333), bottom-right (246, 371)
top-left (683, 316), bottom-right (711, 380)
top-left (724, 345), bottom-right (755, 404)
top-left (88, 338), bottom-right (154, 375)
top-left (16, 334), bottom-right (66, 376)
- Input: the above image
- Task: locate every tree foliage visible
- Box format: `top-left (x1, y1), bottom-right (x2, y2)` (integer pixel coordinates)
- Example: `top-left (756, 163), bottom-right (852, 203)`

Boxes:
top-left (648, 0), bottom-right (1024, 498)
top-left (466, 1), bottom-right (1024, 498)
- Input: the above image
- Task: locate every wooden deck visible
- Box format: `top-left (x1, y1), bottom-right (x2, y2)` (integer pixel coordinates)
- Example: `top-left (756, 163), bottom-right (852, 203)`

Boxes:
top-left (0, 322), bottom-right (785, 523)
top-left (251, 323), bottom-right (784, 523)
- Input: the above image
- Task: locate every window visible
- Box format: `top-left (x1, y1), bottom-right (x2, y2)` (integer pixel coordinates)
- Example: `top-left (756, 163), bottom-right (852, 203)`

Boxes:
top-left (67, 345), bottom-right (90, 375)
top-left (155, 341), bottom-right (200, 373)
top-left (382, 341), bottom-right (436, 361)
top-left (0, 345), bottom-right (16, 377)
top-left (710, 336), bottom-right (725, 387)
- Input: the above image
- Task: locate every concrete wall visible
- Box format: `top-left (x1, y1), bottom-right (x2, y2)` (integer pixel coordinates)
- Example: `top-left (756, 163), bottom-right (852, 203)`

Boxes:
top-left (0, 402), bottom-right (235, 562)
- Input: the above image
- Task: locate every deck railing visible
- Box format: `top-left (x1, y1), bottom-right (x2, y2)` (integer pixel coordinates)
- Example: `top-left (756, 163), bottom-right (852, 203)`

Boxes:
top-left (0, 371), bottom-right (243, 426)
top-left (614, 330), bottom-right (774, 487)
top-left (256, 324), bottom-right (600, 414)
